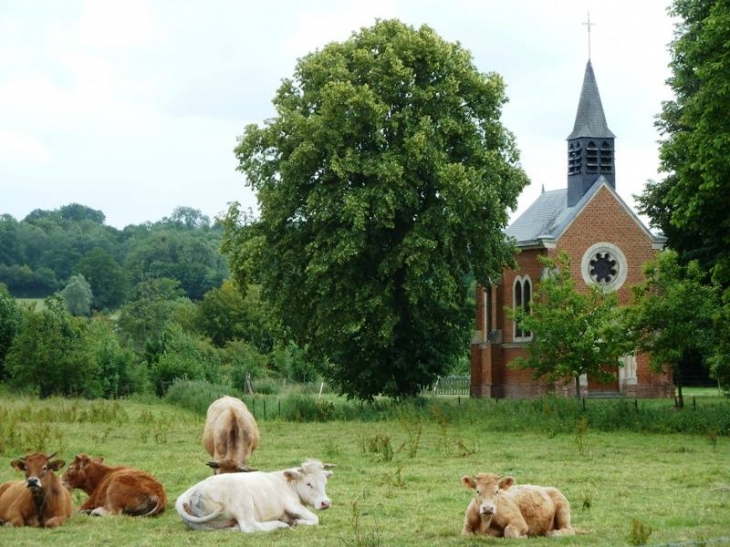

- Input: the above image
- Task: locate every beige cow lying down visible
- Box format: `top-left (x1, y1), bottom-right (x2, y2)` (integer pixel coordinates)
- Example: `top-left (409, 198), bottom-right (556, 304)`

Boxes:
top-left (461, 473), bottom-right (575, 538)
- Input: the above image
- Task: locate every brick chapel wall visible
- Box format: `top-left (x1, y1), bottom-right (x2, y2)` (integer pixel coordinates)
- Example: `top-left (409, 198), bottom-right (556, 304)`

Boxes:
top-left (554, 185), bottom-right (657, 304)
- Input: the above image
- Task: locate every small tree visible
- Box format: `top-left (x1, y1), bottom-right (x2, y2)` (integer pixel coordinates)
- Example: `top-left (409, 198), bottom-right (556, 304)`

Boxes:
top-left (509, 252), bottom-right (631, 399)
top-left (5, 295), bottom-right (101, 398)
top-left (627, 249), bottom-right (719, 408)
top-left (61, 274), bottom-right (93, 316)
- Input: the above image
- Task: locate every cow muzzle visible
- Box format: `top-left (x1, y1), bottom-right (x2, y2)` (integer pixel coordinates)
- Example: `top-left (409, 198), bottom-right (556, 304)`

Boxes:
top-left (479, 503), bottom-right (495, 517)
top-left (26, 477), bottom-right (41, 490)
top-left (318, 499), bottom-right (331, 510)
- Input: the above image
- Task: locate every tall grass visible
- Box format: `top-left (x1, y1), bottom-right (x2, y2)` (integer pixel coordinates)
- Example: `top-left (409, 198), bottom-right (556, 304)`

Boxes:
top-left (166, 380), bottom-right (730, 436)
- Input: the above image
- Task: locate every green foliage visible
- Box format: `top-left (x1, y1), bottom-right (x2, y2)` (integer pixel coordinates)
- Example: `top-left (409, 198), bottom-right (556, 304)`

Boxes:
top-left (5, 295), bottom-right (102, 398)
top-left (196, 281), bottom-right (276, 351)
top-left (75, 247), bottom-right (128, 310)
top-left (116, 277), bottom-right (186, 352)
top-left (637, 0), bottom-right (730, 285)
top-left (627, 250), bottom-right (720, 405)
top-left (509, 252), bottom-right (632, 398)
top-left (85, 317), bottom-right (149, 398)
top-left (163, 378), bottom-right (242, 415)
top-left (149, 323), bottom-right (222, 396)
top-left (61, 273), bottom-right (93, 316)
top-left (0, 283), bottom-right (21, 380)
top-left (224, 19), bottom-right (528, 400)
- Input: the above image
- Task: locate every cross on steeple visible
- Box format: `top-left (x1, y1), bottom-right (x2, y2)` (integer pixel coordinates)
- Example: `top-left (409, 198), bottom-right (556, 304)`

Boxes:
top-left (582, 12), bottom-right (594, 59)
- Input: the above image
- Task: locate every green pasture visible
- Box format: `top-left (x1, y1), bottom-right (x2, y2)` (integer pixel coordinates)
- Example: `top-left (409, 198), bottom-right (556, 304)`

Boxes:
top-left (0, 394), bottom-right (728, 546)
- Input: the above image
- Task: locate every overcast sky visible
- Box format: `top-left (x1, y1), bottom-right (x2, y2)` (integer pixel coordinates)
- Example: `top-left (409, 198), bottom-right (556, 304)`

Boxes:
top-left (1, 0), bottom-right (676, 229)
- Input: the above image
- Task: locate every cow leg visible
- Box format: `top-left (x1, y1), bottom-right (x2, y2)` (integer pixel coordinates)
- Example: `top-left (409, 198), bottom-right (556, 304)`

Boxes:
top-left (284, 507), bottom-right (319, 526)
top-left (235, 518), bottom-right (289, 533)
top-left (547, 501), bottom-right (574, 536)
top-left (43, 515), bottom-right (68, 528)
top-left (503, 519), bottom-right (529, 538)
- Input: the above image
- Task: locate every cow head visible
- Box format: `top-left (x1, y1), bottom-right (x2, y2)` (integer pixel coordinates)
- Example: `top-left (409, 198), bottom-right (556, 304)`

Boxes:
top-left (205, 459), bottom-right (256, 474)
top-left (285, 459), bottom-right (334, 511)
top-left (61, 453), bottom-right (102, 489)
top-left (461, 473), bottom-right (515, 522)
top-left (11, 452), bottom-right (66, 492)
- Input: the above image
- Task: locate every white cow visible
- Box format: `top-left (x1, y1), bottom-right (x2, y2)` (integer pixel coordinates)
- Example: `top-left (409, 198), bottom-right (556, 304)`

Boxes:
top-left (175, 459), bottom-right (333, 533)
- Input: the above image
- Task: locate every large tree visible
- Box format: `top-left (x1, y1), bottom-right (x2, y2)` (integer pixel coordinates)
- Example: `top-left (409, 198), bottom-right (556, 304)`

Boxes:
top-left (508, 252), bottom-right (631, 399)
top-left (626, 250), bottom-right (719, 408)
top-left (223, 19), bottom-right (528, 400)
top-left (637, 0), bottom-right (730, 285)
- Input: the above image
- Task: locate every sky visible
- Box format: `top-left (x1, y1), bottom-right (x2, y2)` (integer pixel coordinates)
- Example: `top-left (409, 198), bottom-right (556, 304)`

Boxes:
top-left (0, 0), bottom-right (677, 229)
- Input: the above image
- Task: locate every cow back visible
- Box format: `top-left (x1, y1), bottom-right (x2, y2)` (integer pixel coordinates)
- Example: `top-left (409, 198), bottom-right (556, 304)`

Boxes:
top-left (203, 396), bottom-right (259, 473)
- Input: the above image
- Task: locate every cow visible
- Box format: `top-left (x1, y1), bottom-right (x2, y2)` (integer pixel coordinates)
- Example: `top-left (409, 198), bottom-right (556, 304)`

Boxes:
top-left (61, 453), bottom-right (167, 517)
top-left (461, 473), bottom-right (575, 538)
top-left (202, 395), bottom-right (259, 474)
top-left (0, 452), bottom-right (73, 528)
top-left (175, 458), bottom-right (334, 533)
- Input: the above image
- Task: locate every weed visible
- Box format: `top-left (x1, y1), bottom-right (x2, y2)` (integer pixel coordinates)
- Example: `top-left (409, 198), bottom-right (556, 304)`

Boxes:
top-left (343, 500), bottom-right (382, 547)
top-left (381, 465), bottom-right (406, 488)
top-left (362, 433), bottom-right (394, 462)
top-left (575, 416), bottom-right (590, 456)
top-left (628, 518), bottom-right (652, 545)
top-left (581, 491), bottom-right (593, 511)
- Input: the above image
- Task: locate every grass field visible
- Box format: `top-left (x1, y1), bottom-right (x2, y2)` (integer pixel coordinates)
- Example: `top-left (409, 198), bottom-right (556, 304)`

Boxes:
top-left (0, 395), bottom-right (728, 546)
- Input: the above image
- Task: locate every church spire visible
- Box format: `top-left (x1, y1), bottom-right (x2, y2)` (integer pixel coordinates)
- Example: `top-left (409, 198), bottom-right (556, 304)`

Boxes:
top-left (566, 59), bottom-right (616, 207)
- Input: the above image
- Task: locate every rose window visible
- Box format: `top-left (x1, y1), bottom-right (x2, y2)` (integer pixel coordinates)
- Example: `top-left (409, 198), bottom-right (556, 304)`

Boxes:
top-left (589, 252), bottom-right (618, 284)
top-left (581, 243), bottom-right (627, 291)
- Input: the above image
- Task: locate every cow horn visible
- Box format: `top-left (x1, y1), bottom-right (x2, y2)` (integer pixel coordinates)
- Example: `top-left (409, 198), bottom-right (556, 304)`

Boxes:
top-left (237, 465), bottom-right (257, 473)
top-left (323, 463), bottom-right (337, 469)
top-left (48, 452), bottom-right (57, 459)
top-left (206, 461), bottom-right (220, 469)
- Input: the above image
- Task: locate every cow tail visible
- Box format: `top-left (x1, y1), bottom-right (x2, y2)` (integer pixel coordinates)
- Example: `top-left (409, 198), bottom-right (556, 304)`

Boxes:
top-left (140, 495), bottom-right (166, 517)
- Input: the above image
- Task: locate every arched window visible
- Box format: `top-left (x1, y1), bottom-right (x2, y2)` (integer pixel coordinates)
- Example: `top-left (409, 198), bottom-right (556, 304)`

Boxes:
top-left (513, 275), bottom-right (533, 342)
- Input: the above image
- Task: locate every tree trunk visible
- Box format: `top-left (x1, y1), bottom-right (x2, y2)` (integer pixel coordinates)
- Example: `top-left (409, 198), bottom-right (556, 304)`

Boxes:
top-left (676, 371), bottom-right (684, 409)
top-left (575, 374), bottom-right (581, 400)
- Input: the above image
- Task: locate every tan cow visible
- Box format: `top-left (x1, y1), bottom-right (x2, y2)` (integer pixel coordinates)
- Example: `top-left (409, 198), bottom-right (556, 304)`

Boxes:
top-left (461, 473), bottom-right (575, 538)
top-left (203, 395), bottom-right (259, 474)
top-left (0, 452), bottom-right (73, 527)
top-left (62, 454), bottom-right (167, 516)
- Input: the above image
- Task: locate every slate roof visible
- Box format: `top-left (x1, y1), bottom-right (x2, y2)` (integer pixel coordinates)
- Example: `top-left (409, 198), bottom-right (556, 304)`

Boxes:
top-left (567, 60), bottom-right (615, 140)
top-left (506, 177), bottom-right (665, 247)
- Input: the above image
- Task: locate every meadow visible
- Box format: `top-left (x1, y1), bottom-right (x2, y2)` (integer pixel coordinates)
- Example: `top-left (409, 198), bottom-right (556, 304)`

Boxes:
top-left (0, 391), bottom-right (728, 546)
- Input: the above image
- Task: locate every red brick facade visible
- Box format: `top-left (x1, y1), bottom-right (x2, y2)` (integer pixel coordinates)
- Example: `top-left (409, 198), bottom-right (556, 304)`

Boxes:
top-left (470, 184), bottom-right (674, 399)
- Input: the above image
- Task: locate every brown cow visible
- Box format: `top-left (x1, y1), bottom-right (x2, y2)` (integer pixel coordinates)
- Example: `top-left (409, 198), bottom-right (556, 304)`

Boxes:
top-left (61, 454), bottom-right (166, 516)
top-left (0, 452), bottom-right (73, 527)
top-left (461, 473), bottom-right (575, 538)
top-left (203, 396), bottom-right (259, 474)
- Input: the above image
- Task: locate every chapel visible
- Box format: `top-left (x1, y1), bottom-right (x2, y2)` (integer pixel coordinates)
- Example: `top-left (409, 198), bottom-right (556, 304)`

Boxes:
top-left (469, 59), bottom-right (674, 399)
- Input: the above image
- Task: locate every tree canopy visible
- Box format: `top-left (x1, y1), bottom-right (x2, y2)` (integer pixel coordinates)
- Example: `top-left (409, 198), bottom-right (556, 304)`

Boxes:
top-left (637, 0), bottom-right (730, 285)
top-left (626, 249), bottom-right (720, 407)
top-left (224, 19), bottom-right (528, 400)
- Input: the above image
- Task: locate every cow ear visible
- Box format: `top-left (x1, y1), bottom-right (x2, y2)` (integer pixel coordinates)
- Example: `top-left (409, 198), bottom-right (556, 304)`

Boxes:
top-left (499, 476), bottom-right (515, 491)
top-left (283, 470), bottom-right (301, 483)
top-left (11, 459), bottom-right (25, 472)
top-left (93, 456), bottom-right (104, 464)
top-left (206, 461), bottom-right (220, 469)
top-left (461, 476), bottom-right (477, 489)
top-left (49, 459), bottom-right (66, 472)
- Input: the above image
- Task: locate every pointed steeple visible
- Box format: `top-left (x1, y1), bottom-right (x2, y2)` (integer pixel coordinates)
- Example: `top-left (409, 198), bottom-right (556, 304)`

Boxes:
top-left (566, 60), bottom-right (616, 207)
